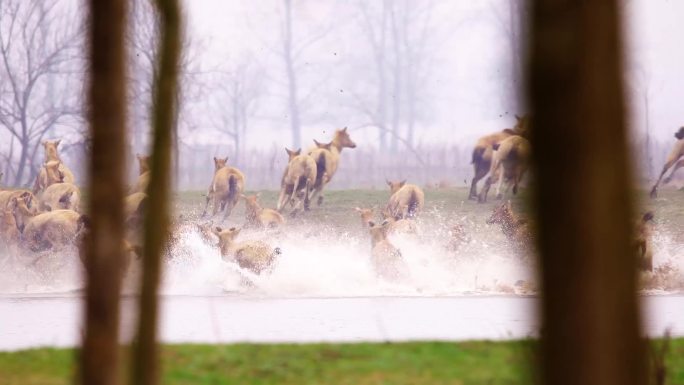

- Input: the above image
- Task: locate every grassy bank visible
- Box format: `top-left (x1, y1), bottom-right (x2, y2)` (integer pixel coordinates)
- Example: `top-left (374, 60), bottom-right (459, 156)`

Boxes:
top-left (2, 339), bottom-right (684, 385)
top-left (0, 341), bottom-right (536, 385)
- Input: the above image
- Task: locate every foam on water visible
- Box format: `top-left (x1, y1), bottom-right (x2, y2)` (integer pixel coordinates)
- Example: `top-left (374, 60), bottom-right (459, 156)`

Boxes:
top-left (0, 219), bottom-right (681, 297)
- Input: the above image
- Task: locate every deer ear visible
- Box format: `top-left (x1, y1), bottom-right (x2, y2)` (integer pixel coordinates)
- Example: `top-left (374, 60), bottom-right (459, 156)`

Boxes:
top-left (285, 147), bottom-right (293, 155)
top-left (55, 139), bottom-right (61, 147)
top-left (295, 148), bottom-right (301, 155)
top-left (400, 180), bottom-right (406, 187)
top-left (224, 156), bottom-right (229, 163)
top-left (213, 156), bottom-right (218, 163)
top-left (386, 180), bottom-right (392, 186)
top-left (515, 115), bottom-right (521, 121)
top-left (314, 139), bottom-right (322, 147)
top-left (342, 127), bottom-right (348, 133)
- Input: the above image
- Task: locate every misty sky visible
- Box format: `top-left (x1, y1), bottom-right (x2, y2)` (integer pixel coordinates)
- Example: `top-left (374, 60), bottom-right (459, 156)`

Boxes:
top-left (183, 0), bottom-right (684, 150)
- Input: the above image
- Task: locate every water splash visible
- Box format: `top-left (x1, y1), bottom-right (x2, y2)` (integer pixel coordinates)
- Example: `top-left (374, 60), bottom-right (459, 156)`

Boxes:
top-left (1, 218), bottom-right (681, 297)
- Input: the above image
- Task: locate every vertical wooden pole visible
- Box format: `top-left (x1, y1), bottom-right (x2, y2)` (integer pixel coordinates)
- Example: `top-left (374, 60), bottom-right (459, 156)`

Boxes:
top-left (80, 1), bottom-right (127, 385)
top-left (528, 1), bottom-right (647, 385)
top-left (130, 0), bottom-right (181, 384)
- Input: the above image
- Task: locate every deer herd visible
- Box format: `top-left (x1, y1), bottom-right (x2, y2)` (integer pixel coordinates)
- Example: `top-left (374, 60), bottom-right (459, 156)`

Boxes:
top-left (1, 120), bottom-right (681, 282)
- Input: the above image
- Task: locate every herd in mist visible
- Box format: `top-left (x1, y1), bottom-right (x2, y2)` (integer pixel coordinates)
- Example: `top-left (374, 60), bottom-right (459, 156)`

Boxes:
top-left (0, 116), bottom-right (674, 281)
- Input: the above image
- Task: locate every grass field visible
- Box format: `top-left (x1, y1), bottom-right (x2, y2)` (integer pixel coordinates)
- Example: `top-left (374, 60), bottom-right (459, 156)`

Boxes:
top-left (2, 339), bottom-right (684, 385)
top-left (174, 186), bottom-right (684, 244)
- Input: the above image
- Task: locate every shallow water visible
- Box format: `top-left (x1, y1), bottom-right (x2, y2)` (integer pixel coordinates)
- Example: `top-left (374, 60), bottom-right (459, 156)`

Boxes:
top-left (1, 213), bottom-right (682, 350)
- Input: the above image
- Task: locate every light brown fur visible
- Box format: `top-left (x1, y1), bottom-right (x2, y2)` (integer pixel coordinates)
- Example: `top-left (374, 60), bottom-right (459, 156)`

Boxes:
top-left (356, 207), bottom-right (418, 235)
top-left (243, 194), bottom-right (285, 229)
top-left (447, 224), bottom-right (469, 252)
top-left (486, 201), bottom-right (532, 248)
top-left (368, 220), bottom-right (404, 280)
top-left (0, 190), bottom-right (37, 212)
top-left (136, 154), bottom-right (151, 175)
top-left (213, 226), bottom-right (280, 274)
top-left (131, 154), bottom-right (151, 194)
top-left (307, 127), bottom-right (356, 206)
top-left (40, 182), bottom-right (81, 212)
top-left (479, 135), bottom-right (531, 203)
top-left (0, 207), bottom-right (21, 252)
top-left (10, 196), bottom-right (83, 252)
top-left (650, 127), bottom-right (684, 198)
top-left (469, 115), bottom-right (529, 200)
top-left (634, 212), bottom-right (654, 272)
top-left (202, 156), bottom-right (246, 221)
top-left (34, 140), bottom-right (75, 193)
top-left (385, 180), bottom-right (425, 219)
top-left (277, 148), bottom-right (317, 214)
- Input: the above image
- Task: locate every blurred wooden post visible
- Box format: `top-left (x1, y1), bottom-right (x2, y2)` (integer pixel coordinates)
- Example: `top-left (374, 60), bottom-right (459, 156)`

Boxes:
top-left (528, 1), bottom-right (647, 385)
top-left (80, 1), bottom-right (127, 385)
top-left (130, 0), bottom-right (181, 384)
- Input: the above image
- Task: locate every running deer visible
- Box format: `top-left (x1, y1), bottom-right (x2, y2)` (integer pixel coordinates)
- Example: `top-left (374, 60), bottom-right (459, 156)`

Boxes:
top-left (384, 180), bottom-right (425, 219)
top-left (213, 226), bottom-right (281, 274)
top-left (469, 115), bottom-right (529, 200)
top-left (243, 193), bottom-right (285, 229)
top-left (277, 148), bottom-right (317, 215)
top-left (307, 127), bottom-right (356, 206)
top-left (650, 127), bottom-right (684, 198)
top-left (202, 156), bottom-right (245, 221)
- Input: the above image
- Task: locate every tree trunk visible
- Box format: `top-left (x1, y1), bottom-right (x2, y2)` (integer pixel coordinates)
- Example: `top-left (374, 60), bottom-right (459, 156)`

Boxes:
top-left (79, 1), bottom-right (127, 385)
top-left (389, 3), bottom-right (402, 154)
top-left (528, 1), bottom-right (647, 385)
top-left (13, 137), bottom-right (29, 186)
top-left (283, 0), bottom-right (301, 149)
top-left (130, 0), bottom-right (181, 384)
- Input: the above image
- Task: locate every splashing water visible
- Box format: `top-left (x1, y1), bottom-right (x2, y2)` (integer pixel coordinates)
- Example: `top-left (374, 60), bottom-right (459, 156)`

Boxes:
top-left (1, 217), bottom-right (681, 297)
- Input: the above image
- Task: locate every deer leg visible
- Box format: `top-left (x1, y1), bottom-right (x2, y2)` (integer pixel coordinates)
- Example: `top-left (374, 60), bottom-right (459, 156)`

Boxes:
top-left (276, 185), bottom-right (288, 212)
top-left (469, 162), bottom-right (489, 200)
top-left (663, 159), bottom-right (684, 184)
top-left (303, 179), bottom-right (312, 211)
top-left (651, 158), bottom-right (677, 198)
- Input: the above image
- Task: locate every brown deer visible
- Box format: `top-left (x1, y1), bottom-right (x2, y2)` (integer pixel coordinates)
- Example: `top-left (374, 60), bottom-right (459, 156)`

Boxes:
top-left (202, 156), bottom-right (245, 221)
top-left (277, 148), bottom-right (317, 214)
top-left (131, 154), bottom-right (151, 194)
top-left (243, 194), bottom-right (285, 229)
top-left (213, 226), bottom-right (281, 274)
top-left (634, 211), bottom-right (654, 272)
top-left (478, 135), bottom-right (531, 203)
top-left (368, 220), bottom-right (404, 280)
top-left (356, 207), bottom-right (418, 235)
top-left (39, 161), bottom-right (81, 212)
top-left (650, 127), bottom-right (684, 198)
top-left (0, 206), bottom-right (21, 253)
top-left (33, 140), bottom-right (75, 193)
top-left (0, 190), bottom-right (37, 213)
top-left (9, 196), bottom-right (86, 252)
top-left (469, 115), bottom-right (529, 200)
top-left (446, 223), bottom-right (470, 252)
top-left (486, 200), bottom-right (532, 248)
top-left (385, 180), bottom-right (425, 219)
top-left (307, 127), bottom-right (356, 206)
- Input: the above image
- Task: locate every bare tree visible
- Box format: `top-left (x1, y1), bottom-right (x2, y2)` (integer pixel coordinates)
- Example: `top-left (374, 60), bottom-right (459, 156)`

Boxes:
top-left (491, 0), bottom-right (529, 113)
top-left (0, 0), bottom-right (82, 186)
top-left (208, 61), bottom-right (264, 163)
top-left (127, 0), bottom-right (204, 181)
top-left (350, 0), bottom-right (438, 153)
top-left (131, 0), bottom-right (181, 384)
top-left (79, 1), bottom-right (127, 385)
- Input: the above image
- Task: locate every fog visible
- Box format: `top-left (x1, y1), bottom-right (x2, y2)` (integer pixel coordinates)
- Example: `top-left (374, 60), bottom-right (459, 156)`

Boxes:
top-left (1, 0), bottom-right (682, 189)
